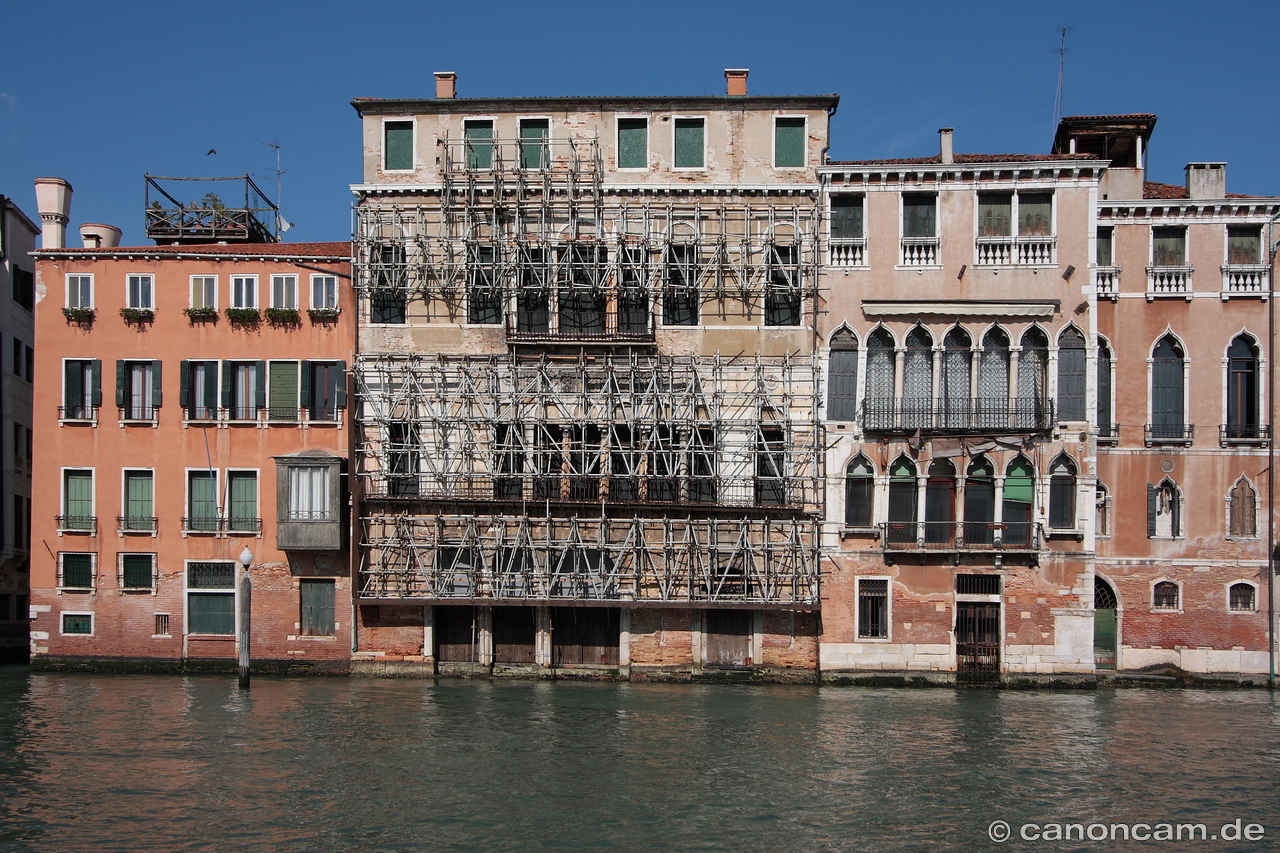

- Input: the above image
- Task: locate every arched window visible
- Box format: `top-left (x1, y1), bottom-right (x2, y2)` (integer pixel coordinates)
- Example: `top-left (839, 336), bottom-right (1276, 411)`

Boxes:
top-left (978, 328), bottom-right (1010, 429)
top-left (1150, 335), bottom-right (1187, 441)
top-left (844, 456), bottom-right (874, 528)
top-left (1095, 483), bottom-right (1111, 537)
top-left (1228, 478), bottom-right (1257, 537)
top-left (1057, 326), bottom-right (1086, 421)
top-left (963, 456), bottom-right (996, 544)
top-left (1152, 581), bottom-right (1179, 611)
top-left (1097, 339), bottom-right (1114, 440)
top-left (828, 329), bottom-right (859, 422)
top-left (941, 328), bottom-right (972, 429)
top-left (1095, 577), bottom-right (1117, 609)
top-left (865, 328), bottom-right (895, 429)
top-left (1003, 456), bottom-right (1035, 546)
top-left (1229, 582), bottom-right (1256, 612)
top-left (1048, 455), bottom-right (1077, 530)
top-left (1017, 327), bottom-right (1048, 429)
top-left (1147, 478), bottom-right (1181, 538)
top-left (887, 457), bottom-right (917, 544)
top-left (1226, 335), bottom-right (1260, 440)
top-left (925, 459), bottom-right (956, 544)
top-left (903, 327), bottom-right (933, 430)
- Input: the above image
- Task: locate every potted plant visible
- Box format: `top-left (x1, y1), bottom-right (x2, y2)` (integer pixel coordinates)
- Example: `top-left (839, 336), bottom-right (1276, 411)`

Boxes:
top-left (224, 307), bottom-right (261, 329)
top-left (184, 307), bottom-right (219, 322)
top-left (308, 308), bottom-right (341, 323)
top-left (63, 307), bottom-right (96, 327)
top-left (120, 307), bottom-right (155, 326)
top-left (265, 307), bottom-right (301, 328)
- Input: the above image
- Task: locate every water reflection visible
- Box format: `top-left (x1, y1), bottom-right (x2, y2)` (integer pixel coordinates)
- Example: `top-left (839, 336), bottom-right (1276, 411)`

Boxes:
top-left (0, 667), bottom-right (1277, 852)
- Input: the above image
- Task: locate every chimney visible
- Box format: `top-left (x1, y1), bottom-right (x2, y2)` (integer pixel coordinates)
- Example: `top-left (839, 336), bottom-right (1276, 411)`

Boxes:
top-left (80, 223), bottom-right (122, 249)
top-left (939, 128), bottom-right (954, 165)
top-left (34, 177), bottom-right (72, 250)
top-left (1185, 162), bottom-right (1226, 200)
top-left (725, 69), bottom-right (749, 96)
top-left (434, 72), bottom-right (457, 99)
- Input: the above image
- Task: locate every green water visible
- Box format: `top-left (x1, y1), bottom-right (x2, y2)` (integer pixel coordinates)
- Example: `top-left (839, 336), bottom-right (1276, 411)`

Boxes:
top-left (0, 668), bottom-right (1277, 851)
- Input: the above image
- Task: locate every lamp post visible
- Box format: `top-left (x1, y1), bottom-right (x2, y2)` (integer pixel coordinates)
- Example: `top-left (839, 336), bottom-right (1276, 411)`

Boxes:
top-left (238, 546), bottom-right (253, 690)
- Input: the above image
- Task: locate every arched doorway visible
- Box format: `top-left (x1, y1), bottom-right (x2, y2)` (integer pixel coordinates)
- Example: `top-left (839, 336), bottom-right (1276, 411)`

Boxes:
top-left (1094, 576), bottom-right (1118, 670)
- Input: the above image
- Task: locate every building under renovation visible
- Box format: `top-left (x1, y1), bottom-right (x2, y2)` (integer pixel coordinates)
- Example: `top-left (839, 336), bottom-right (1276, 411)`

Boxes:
top-left (349, 71), bottom-right (837, 676)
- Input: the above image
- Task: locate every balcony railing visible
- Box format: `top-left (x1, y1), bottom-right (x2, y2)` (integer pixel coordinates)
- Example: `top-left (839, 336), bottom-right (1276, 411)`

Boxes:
top-left (225, 517), bottom-right (263, 533)
top-left (1145, 423), bottom-right (1194, 446)
top-left (181, 516), bottom-right (264, 534)
top-left (117, 515), bottom-right (157, 533)
top-left (57, 515), bottom-right (97, 533)
top-left (183, 515), bottom-right (222, 533)
top-left (861, 397), bottom-right (1055, 433)
top-left (1094, 266), bottom-right (1121, 298)
top-left (1220, 424), bottom-right (1270, 446)
top-left (58, 405), bottom-right (98, 422)
top-left (119, 406), bottom-right (158, 422)
top-left (1098, 423), bottom-right (1120, 446)
top-left (504, 309), bottom-right (655, 344)
top-left (1146, 265), bottom-right (1194, 299)
top-left (900, 237), bottom-right (939, 266)
top-left (974, 236), bottom-right (1056, 266)
top-left (1221, 264), bottom-right (1268, 297)
top-left (829, 238), bottom-right (866, 267)
top-left (880, 521), bottom-right (1041, 552)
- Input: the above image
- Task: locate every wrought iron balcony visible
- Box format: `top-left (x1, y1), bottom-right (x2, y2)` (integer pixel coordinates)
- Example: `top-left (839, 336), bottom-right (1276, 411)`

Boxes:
top-left (1145, 423), bottom-right (1194, 446)
top-left (860, 397), bottom-right (1055, 434)
top-left (1220, 424), bottom-right (1269, 446)
top-left (117, 515), bottom-right (157, 533)
top-left (56, 515), bottom-right (98, 534)
top-left (119, 406), bottom-right (157, 422)
top-left (880, 521), bottom-right (1042, 553)
top-left (1098, 423), bottom-right (1120, 446)
top-left (58, 405), bottom-right (98, 422)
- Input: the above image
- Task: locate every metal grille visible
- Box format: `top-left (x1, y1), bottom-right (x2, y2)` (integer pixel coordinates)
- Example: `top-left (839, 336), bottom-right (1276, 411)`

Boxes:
top-left (956, 574), bottom-right (1001, 595)
top-left (188, 561), bottom-right (235, 589)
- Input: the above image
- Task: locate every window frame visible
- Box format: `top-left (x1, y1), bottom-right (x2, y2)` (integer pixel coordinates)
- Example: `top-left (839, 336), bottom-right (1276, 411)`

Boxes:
top-left (57, 552), bottom-right (96, 592)
top-left (185, 559), bottom-right (237, 636)
top-left (517, 116), bottom-right (551, 170)
top-left (300, 578), bottom-right (337, 637)
top-left (382, 117), bottom-right (415, 173)
top-left (462, 118), bottom-right (496, 171)
top-left (61, 357), bottom-right (101, 422)
top-left (1227, 581), bottom-right (1258, 613)
top-left (185, 468), bottom-right (221, 534)
top-left (224, 468), bottom-right (260, 534)
top-left (119, 552), bottom-right (157, 592)
top-left (59, 467), bottom-right (95, 534)
top-left (190, 275), bottom-right (218, 311)
top-left (843, 455), bottom-right (875, 529)
top-left (66, 273), bottom-right (94, 309)
top-left (286, 465), bottom-right (333, 521)
top-left (270, 274), bottom-right (298, 310)
top-left (616, 115), bottom-right (649, 171)
top-left (1151, 579), bottom-right (1181, 612)
top-left (121, 468), bottom-right (156, 534)
top-left (310, 274), bottom-right (338, 311)
top-left (1150, 226), bottom-right (1188, 267)
top-left (125, 273), bottom-right (155, 310)
top-left (1226, 477), bottom-right (1259, 539)
top-left (60, 611), bottom-right (94, 636)
top-left (772, 115), bottom-right (807, 170)
top-left (672, 116), bottom-right (707, 171)
top-left (230, 274), bottom-right (258, 309)
top-left (855, 576), bottom-right (891, 640)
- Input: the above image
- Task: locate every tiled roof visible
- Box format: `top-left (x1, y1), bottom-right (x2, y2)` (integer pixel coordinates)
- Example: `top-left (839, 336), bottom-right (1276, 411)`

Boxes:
top-left (829, 153), bottom-right (1094, 166)
top-left (1142, 181), bottom-right (1263, 200)
top-left (38, 241), bottom-right (351, 258)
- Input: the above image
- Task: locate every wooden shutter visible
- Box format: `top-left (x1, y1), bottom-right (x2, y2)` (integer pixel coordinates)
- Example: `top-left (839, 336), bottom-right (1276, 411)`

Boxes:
top-left (298, 361), bottom-right (312, 410)
top-left (179, 361), bottom-right (191, 409)
top-left (978, 195), bottom-right (1012, 237)
top-left (151, 361), bottom-right (162, 407)
top-left (384, 121), bottom-right (412, 171)
top-left (301, 580), bottom-right (336, 637)
top-left (774, 118), bottom-right (805, 168)
top-left (334, 361), bottom-right (347, 408)
top-left (221, 361), bottom-right (233, 408)
top-left (1151, 353), bottom-right (1183, 429)
top-left (270, 361), bottom-right (299, 420)
top-left (64, 361), bottom-right (82, 409)
top-left (115, 360), bottom-right (126, 407)
top-left (674, 119), bottom-right (704, 169)
top-left (617, 119), bottom-right (647, 169)
top-left (902, 195), bottom-right (935, 238)
top-left (828, 350), bottom-right (859, 421)
top-left (1147, 484), bottom-right (1158, 537)
top-left (830, 196), bottom-right (863, 239)
top-left (1097, 346), bottom-right (1112, 431)
top-left (1057, 329), bottom-right (1086, 421)
top-left (1018, 193), bottom-right (1052, 236)
top-left (254, 361), bottom-right (266, 410)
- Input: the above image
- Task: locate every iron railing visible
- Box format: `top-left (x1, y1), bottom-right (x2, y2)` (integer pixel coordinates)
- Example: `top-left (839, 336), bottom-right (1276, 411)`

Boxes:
top-left (1145, 423), bottom-right (1194, 445)
top-left (861, 397), bottom-right (1055, 433)
top-left (880, 521), bottom-right (1041, 551)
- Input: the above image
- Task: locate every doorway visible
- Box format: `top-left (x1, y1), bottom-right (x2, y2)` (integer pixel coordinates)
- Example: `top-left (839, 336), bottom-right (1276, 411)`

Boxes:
top-left (1094, 577), bottom-right (1118, 670)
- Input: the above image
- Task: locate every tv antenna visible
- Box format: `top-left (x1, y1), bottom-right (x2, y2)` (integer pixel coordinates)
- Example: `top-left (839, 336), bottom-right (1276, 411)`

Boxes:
top-left (1052, 27), bottom-right (1072, 135)
top-left (255, 142), bottom-right (293, 238)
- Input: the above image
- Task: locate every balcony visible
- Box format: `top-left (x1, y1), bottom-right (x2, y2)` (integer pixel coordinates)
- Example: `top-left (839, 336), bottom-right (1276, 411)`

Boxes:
top-left (861, 397), bottom-right (1055, 434)
top-left (1146, 265), bottom-right (1194, 300)
top-left (1145, 423), bottom-right (1194, 447)
top-left (1220, 424), bottom-right (1270, 447)
top-left (117, 516), bottom-right (157, 534)
top-left (144, 174), bottom-right (278, 245)
top-left (119, 405), bottom-right (158, 424)
top-left (182, 516), bottom-right (262, 535)
top-left (880, 521), bottom-right (1042, 555)
top-left (829, 238), bottom-right (866, 267)
top-left (1221, 264), bottom-right (1269, 299)
top-left (57, 515), bottom-right (97, 534)
top-left (58, 405), bottom-right (98, 425)
top-left (974, 236), bottom-right (1056, 266)
top-left (1094, 266), bottom-right (1121, 299)
top-left (504, 308), bottom-right (654, 345)
top-left (899, 237), bottom-right (939, 267)
top-left (1098, 423), bottom-right (1120, 446)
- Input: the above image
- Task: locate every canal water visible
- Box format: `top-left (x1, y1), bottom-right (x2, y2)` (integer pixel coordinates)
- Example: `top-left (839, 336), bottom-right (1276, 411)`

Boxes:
top-left (1, 668), bottom-right (1277, 852)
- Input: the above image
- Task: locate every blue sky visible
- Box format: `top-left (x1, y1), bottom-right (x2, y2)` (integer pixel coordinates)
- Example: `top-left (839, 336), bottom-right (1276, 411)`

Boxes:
top-left (3, 1), bottom-right (1277, 246)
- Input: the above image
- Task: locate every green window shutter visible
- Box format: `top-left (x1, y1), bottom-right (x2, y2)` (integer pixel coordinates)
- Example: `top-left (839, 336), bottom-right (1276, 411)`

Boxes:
top-left (65, 471), bottom-right (93, 518)
top-left (774, 117), bottom-right (805, 168)
top-left (1018, 193), bottom-right (1052, 236)
top-left (221, 361), bottom-right (233, 408)
top-left (179, 360), bottom-right (191, 408)
top-left (254, 361), bottom-right (266, 409)
top-left (617, 118), bottom-right (647, 169)
top-left (1147, 484), bottom-right (1158, 537)
top-left (1097, 228), bottom-right (1113, 266)
top-left (190, 472), bottom-right (217, 522)
top-left (150, 361), bottom-right (162, 407)
top-left (115, 360), bottom-right (126, 407)
top-left (519, 119), bottom-right (548, 169)
top-left (229, 473), bottom-right (256, 523)
top-left (465, 122), bottom-right (493, 170)
top-left (903, 196), bottom-right (936, 238)
top-left (62, 553), bottom-right (93, 588)
top-left (122, 554), bottom-right (153, 589)
top-left (674, 119), bottom-right (704, 169)
top-left (64, 361), bottom-right (82, 409)
top-left (301, 580), bottom-right (336, 636)
top-left (1152, 228), bottom-right (1185, 266)
top-left (335, 361), bottom-right (347, 408)
top-left (830, 196), bottom-right (863, 239)
top-left (298, 361), bottom-right (312, 410)
top-left (188, 593), bottom-right (235, 635)
top-left (384, 121), bottom-right (413, 171)
top-left (203, 362), bottom-right (219, 410)
top-left (978, 195), bottom-right (1012, 237)
top-left (90, 360), bottom-right (102, 406)
top-left (1228, 227), bottom-right (1260, 264)
top-left (126, 472), bottom-right (153, 518)
top-left (269, 361), bottom-right (298, 421)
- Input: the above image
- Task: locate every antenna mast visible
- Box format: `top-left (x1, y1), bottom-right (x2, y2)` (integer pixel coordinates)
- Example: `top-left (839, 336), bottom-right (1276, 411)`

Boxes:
top-left (1053, 27), bottom-right (1071, 134)
top-left (258, 142), bottom-right (290, 240)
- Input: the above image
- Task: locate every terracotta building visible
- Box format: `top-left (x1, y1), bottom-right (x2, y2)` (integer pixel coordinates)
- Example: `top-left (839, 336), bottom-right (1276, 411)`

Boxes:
top-left (27, 177), bottom-right (355, 672)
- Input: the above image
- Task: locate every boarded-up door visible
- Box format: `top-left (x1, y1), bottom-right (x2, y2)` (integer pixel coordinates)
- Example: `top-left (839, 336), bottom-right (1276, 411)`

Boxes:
top-left (492, 606), bottom-right (536, 664)
top-left (434, 605), bottom-right (478, 663)
top-left (704, 609), bottom-right (752, 667)
top-left (552, 607), bottom-right (620, 666)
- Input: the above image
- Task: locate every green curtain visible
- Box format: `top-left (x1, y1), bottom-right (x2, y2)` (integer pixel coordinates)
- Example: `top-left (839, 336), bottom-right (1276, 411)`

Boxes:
top-left (978, 195), bottom-right (1011, 237)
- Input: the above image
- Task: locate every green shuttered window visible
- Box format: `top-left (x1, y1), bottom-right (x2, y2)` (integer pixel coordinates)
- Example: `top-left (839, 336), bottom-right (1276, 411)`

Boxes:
top-left (269, 361), bottom-right (299, 421)
top-left (61, 553), bottom-right (93, 589)
top-left (384, 121), bottom-right (413, 171)
top-left (774, 117), bottom-right (805, 168)
top-left (618, 118), bottom-right (647, 169)
top-left (301, 580), bottom-right (336, 637)
top-left (674, 119), bottom-right (704, 169)
top-left (122, 554), bottom-right (155, 590)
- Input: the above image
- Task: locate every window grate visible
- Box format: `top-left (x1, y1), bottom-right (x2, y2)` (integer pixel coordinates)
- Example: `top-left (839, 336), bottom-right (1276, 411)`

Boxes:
top-left (155, 613), bottom-right (170, 635)
top-left (956, 574), bottom-right (1001, 595)
top-left (188, 561), bottom-right (234, 589)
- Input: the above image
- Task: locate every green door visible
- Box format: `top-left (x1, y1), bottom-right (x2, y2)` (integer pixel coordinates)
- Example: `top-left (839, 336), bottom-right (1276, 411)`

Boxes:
top-left (1094, 609), bottom-right (1117, 670)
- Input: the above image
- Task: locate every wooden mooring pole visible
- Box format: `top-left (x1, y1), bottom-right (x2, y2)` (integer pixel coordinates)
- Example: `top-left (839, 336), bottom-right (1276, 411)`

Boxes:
top-left (238, 573), bottom-right (252, 689)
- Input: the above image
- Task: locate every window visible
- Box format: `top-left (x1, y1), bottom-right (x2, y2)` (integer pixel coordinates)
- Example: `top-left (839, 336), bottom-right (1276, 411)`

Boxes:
top-left (1229, 582), bottom-right (1256, 612)
top-left (1048, 456), bottom-right (1076, 530)
top-left (190, 275), bottom-right (216, 310)
top-left (270, 274), bottom-right (297, 309)
top-left (558, 245), bottom-right (606, 336)
top-left (12, 495), bottom-right (24, 550)
top-left (127, 274), bottom-right (154, 310)
top-left (827, 330), bottom-right (859, 421)
top-left (662, 243), bottom-right (699, 326)
top-left (902, 195), bottom-right (936, 238)
top-left (902, 327), bottom-right (933, 430)
top-left (924, 460), bottom-right (956, 545)
top-left (1152, 581), bottom-right (1179, 611)
top-left (1150, 335), bottom-right (1187, 441)
top-left (1147, 479), bottom-right (1181, 538)
top-left (66, 274), bottom-right (93, 309)
top-left (225, 360), bottom-right (264, 420)
top-left (844, 457), bottom-right (874, 527)
top-left (370, 243), bottom-right (407, 324)
top-left (956, 574), bottom-right (1001, 595)
top-left (117, 360), bottom-right (161, 420)
top-left (187, 561), bottom-right (235, 635)
top-left (12, 265), bottom-right (34, 311)
top-left (122, 470), bottom-right (155, 532)
top-left (154, 613), bottom-right (170, 635)
top-left (25, 345), bottom-right (33, 385)
top-left (977, 329), bottom-right (1010, 430)
top-left (519, 118), bottom-right (549, 169)
top-left (1017, 327), bottom-right (1049, 429)
top-left (268, 360), bottom-right (299, 421)
top-left (61, 470), bottom-right (94, 532)
top-left (1226, 335), bottom-right (1261, 441)
top-left (467, 245), bottom-right (501, 324)
top-left (59, 553), bottom-right (94, 590)
top-left (617, 118), bottom-right (648, 169)
top-left (1152, 227), bottom-right (1186, 267)
top-left (187, 471), bottom-right (220, 532)
top-left (830, 195), bottom-right (864, 239)
top-left (311, 275), bottom-right (338, 310)
top-left (61, 613), bottom-right (93, 635)
top-left (387, 422), bottom-right (420, 496)
top-left (62, 359), bottom-right (101, 420)
top-left (974, 191), bottom-right (1054, 252)
top-left (688, 427), bottom-right (716, 503)
top-left (301, 579), bottom-right (336, 636)
top-left (1002, 457), bottom-right (1034, 546)
top-left (673, 118), bottom-right (705, 169)
top-left (180, 360), bottom-right (220, 419)
top-left (120, 553), bottom-right (155, 590)
top-left (1228, 479), bottom-right (1257, 538)
top-left (464, 120), bottom-right (494, 170)
top-left (963, 457), bottom-right (996, 544)
top-left (1095, 484), bottom-right (1111, 538)
top-left (226, 471), bottom-right (258, 532)
top-left (863, 328), bottom-right (895, 428)
top-left (618, 246), bottom-right (650, 335)
top-left (494, 423), bottom-right (525, 500)
top-left (764, 244), bottom-right (801, 326)
top-left (857, 578), bottom-right (889, 639)
top-left (1097, 340), bottom-right (1115, 439)
top-left (1227, 226), bottom-right (1261, 265)
top-left (288, 467), bottom-right (331, 519)
top-left (940, 328), bottom-right (971, 429)
top-left (755, 425), bottom-right (786, 505)
top-left (886, 457), bottom-right (917, 544)
top-left (1057, 326), bottom-right (1086, 421)
top-left (774, 117), bottom-right (805, 168)
top-left (516, 246), bottom-right (550, 334)
top-left (1096, 227), bottom-right (1114, 266)
top-left (384, 120), bottom-right (413, 171)
top-left (231, 275), bottom-right (257, 309)
top-left (306, 360), bottom-right (346, 421)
